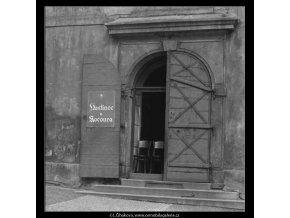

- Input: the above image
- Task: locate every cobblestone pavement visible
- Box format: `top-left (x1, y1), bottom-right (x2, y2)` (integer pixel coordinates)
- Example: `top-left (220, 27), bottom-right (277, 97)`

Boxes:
top-left (45, 184), bottom-right (239, 212)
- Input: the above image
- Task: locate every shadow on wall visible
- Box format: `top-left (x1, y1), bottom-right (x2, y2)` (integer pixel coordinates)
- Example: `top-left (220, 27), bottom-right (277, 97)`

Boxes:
top-left (45, 106), bottom-right (81, 163)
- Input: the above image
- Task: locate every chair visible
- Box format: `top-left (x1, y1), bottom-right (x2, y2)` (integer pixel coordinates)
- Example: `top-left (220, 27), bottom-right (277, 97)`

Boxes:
top-left (134, 140), bottom-right (151, 173)
top-left (150, 141), bottom-right (164, 174)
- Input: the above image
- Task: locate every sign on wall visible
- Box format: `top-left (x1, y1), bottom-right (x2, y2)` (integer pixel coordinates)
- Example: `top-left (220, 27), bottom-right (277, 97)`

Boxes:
top-left (87, 91), bottom-right (115, 127)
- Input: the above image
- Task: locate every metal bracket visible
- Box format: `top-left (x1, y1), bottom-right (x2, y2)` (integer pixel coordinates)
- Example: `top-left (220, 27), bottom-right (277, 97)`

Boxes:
top-left (211, 126), bottom-right (216, 137)
top-left (213, 86), bottom-right (227, 98)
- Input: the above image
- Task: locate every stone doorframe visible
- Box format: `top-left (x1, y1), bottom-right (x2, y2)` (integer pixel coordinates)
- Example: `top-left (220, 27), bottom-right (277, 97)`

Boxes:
top-left (108, 14), bottom-right (238, 181)
top-left (122, 46), bottom-right (218, 180)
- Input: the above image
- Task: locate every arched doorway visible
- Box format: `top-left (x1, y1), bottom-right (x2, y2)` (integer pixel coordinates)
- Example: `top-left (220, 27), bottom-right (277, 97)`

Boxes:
top-left (129, 50), bottom-right (214, 182)
top-left (131, 52), bottom-right (167, 178)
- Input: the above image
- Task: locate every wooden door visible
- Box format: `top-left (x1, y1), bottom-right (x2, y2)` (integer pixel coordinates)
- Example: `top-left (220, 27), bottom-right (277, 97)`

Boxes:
top-left (80, 54), bottom-right (120, 178)
top-left (165, 51), bottom-right (213, 182)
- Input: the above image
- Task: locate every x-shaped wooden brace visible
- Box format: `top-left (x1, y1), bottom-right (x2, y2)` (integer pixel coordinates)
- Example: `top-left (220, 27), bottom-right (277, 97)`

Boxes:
top-left (172, 61), bottom-right (202, 77)
top-left (168, 129), bottom-right (208, 164)
top-left (171, 83), bottom-right (208, 124)
top-left (171, 53), bottom-right (209, 88)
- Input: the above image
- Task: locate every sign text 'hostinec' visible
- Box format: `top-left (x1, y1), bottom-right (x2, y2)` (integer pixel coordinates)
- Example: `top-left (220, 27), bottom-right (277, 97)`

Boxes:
top-left (87, 91), bottom-right (115, 127)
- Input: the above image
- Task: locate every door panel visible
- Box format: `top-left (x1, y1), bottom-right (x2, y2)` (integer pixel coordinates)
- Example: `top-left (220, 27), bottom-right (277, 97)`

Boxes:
top-left (165, 51), bottom-right (213, 182)
top-left (80, 54), bottom-right (120, 178)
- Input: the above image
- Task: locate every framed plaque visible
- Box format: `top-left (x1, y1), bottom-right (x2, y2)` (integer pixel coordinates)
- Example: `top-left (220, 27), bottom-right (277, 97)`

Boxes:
top-left (87, 91), bottom-right (115, 127)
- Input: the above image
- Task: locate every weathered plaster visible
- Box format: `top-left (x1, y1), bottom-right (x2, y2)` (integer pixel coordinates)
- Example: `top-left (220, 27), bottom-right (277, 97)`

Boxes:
top-left (223, 169), bottom-right (245, 195)
top-left (45, 25), bottom-right (115, 164)
top-left (45, 7), bottom-right (107, 26)
top-left (224, 8), bottom-right (245, 169)
top-left (223, 7), bottom-right (245, 192)
top-left (46, 162), bottom-right (80, 187)
top-left (45, 7), bottom-right (245, 190)
top-left (45, 106), bottom-right (81, 163)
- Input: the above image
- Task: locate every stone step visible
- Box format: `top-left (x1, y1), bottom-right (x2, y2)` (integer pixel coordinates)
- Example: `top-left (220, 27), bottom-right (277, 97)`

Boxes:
top-left (121, 178), bottom-right (223, 190)
top-left (90, 184), bottom-right (239, 200)
top-left (75, 190), bottom-right (245, 210)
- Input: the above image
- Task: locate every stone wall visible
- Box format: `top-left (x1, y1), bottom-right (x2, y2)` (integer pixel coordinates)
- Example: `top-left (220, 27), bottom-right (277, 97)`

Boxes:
top-left (45, 7), bottom-right (245, 189)
top-left (224, 7), bottom-right (245, 194)
top-left (45, 8), bottom-right (107, 185)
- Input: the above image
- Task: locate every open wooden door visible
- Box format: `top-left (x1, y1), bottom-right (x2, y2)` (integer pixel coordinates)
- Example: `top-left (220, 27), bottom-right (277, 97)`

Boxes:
top-left (165, 51), bottom-right (213, 182)
top-left (80, 54), bottom-right (120, 178)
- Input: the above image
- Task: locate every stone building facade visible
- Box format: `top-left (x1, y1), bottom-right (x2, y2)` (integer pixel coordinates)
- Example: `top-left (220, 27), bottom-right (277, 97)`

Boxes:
top-left (45, 7), bottom-right (245, 194)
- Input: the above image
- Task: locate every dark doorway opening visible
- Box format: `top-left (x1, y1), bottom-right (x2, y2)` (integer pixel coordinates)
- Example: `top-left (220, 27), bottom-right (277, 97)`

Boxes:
top-left (131, 53), bottom-right (167, 177)
top-left (140, 92), bottom-right (165, 142)
top-left (140, 65), bottom-right (166, 142)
